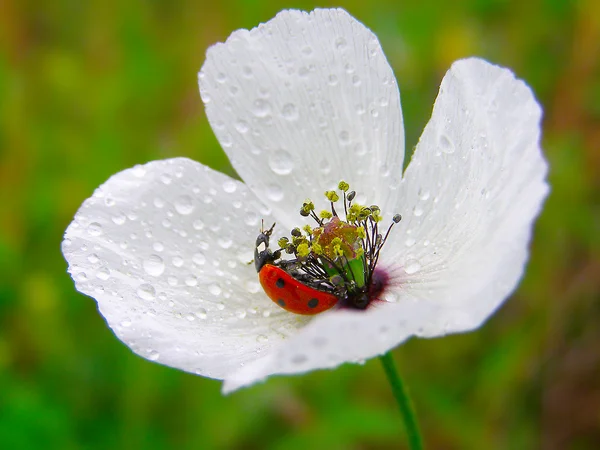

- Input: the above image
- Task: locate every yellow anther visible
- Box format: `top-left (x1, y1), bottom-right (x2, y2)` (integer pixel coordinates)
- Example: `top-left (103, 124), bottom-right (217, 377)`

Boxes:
top-left (297, 243), bottom-right (310, 257)
top-left (356, 226), bottom-right (366, 239)
top-left (338, 181), bottom-right (350, 192)
top-left (325, 190), bottom-right (340, 202)
top-left (319, 210), bottom-right (333, 219)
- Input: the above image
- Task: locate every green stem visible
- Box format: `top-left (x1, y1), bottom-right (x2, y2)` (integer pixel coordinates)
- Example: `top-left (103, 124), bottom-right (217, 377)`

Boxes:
top-left (379, 352), bottom-right (424, 450)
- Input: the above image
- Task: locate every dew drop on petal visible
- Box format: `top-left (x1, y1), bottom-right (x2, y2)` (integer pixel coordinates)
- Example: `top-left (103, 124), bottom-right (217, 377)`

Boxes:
top-left (222, 180), bottom-right (237, 194)
top-left (175, 195), bottom-right (194, 215)
top-left (192, 252), bottom-right (206, 265)
top-left (147, 350), bottom-right (160, 361)
top-left (252, 99), bottom-right (271, 117)
top-left (137, 284), bottom-right (156, 300)
top-left (266, 183), bottom-right (284, 202)
top-left (87, 222), bottom-right (103, 236)
top-left (185, 275), bottom-right (198, 287)
top-left (195, 309), bottom-right (207, 320)
top-left (143, 255), bottom-right (165, 277)
top-left (120, 319), bottom-right (132, 328)
top-left (208, 283), bottom-right (222, 296)
top-left (257, 335), bottom-right (269, 343)
top-left (218, 238), bottom-right (232, 249)
top-left (282, 103), bottom-right (299, 121)
top-left (245, 281), bottom-right (260, 294)
top-left (413, 207), bottom-right (424, 217)
top-left (112, 214), bottom-right (126, 225)
top-left (96, 267), bottom-right (111, 280)
top-left (404, 260), bottom-right (422, 275)
top-left (439, 134), bottom-right (455, 154)
top-left (268, 150), bottom-right (294, 175)
top-left (172, 256), bottom-right (183, 267)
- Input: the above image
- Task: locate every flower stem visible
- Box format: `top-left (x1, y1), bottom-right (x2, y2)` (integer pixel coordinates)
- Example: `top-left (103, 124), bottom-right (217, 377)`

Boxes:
top-left (379, 351), bottom-right (423, 450)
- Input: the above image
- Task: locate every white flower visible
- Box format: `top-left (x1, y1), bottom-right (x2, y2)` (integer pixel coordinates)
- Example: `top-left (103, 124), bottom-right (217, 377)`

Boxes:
top-left (62, 8), bottom-right (548, 393)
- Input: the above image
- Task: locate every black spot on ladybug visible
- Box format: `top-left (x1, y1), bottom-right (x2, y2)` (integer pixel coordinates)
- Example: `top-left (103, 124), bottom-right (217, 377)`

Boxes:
top-left (277, 299), bottom-right (285, 307)
top-left (308, 298), bottom-right (319, 308)
top-left (276, 278), bottom-right (285, 288)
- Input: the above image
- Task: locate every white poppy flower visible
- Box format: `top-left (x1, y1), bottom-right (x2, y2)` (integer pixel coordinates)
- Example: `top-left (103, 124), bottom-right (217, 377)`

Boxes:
top-left (62, 8), bottom-right (548, 393)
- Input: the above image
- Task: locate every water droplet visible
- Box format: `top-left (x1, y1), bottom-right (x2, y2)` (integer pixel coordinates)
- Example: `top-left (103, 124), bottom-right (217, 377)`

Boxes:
top-left (143, 255), bottom-right (165, 277)
top-left (268, 149), bottom-right (293, 175)
top-left (96, 267), bottom-right (110, 280)
top-left (418, 190), bottom-right (431, 201)
top-left (195, 309), bottom-right (207, 320)
top-left (257, 334), bottom-right (269, 343)
top-left (192, 252), bottom-right (206, 265)
top-left (244, 212), bottom-right (258, 226)
top-left (404, 260), bottom-right (421, 275)
top-left (222, 180), bottom-right (237, 193)
top-left (252, 99), bottom-right (271, 117)
top-left (282, 103), bottom-right (298, 121)
top-left (352, 75), bottom-right (361, 86)
top-left (172, 256), bottom-right (183, 268)
top-left (160, 173), bottom-right (172, 185)
top-left (339, 131), bottom-right (350, 145)
top-left (319, 158), bottom-right (331, 175)
top-left (153, 242), bottom-right (164, 252)
top-left (266, 183), bottom-right (284, 202)
top-left (405, 238), bottom-right (416, 247)
top-left (87, 254), bottom-right (99, 264)
top-left (439, 134), bottom-right (455, 154)
top-left (236, 309), bottom-right (247, 319)
top-left (112, 214), bottom-right (126, 225)
top-left (216, 302), bottom-right (225, 311)
top-left (354, 142), bottom-right (367, 156)
top-left (334, 36), bottom-right (347, 50)
top-left (328, 74), bottom-right (338, 86)
top-left (245, 281), bottom-right (260, 293)
top-left (185, 275), bottom-right (198, 287)
top-left (175, 195), bottom-right (194, 215)
top-left (186, 313), bottom-right (196, 321)
top-left (291, 354), bottom-right (307, 365)
top-left (147, 350), bottom-right (160, 361)
top-left (87, 222), bottom-right (103, 236)
top-left (132, 165), bottom-right (146, 177)
top-left (76, 272), bottom-right (88, 281)
top-left (218, 238), bottom-right (232, 249)
top-left (242, 65), bottom-right (253, 78)
top-left (216, 72), bottom-right (227, 83)
top-left (137, 284), bottom-right (156, 300)
top-left (413, 207), bottom-right (424, 217)
top-left (120, 319), bottom-right (132, 327)
top-left (209, 284), bottom-right (222, 296)
top-left (234, 120), bottom-right (249, 133)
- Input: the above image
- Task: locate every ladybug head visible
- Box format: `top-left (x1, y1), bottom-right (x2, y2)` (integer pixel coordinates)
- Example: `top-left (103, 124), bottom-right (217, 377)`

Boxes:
top-left (254, 223), bottom-right (276, 272)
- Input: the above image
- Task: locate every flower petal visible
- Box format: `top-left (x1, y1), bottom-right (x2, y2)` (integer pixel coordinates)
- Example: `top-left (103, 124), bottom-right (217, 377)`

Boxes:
top-left (62, 158), bottom-right (310, 379)
top-left (382, 57), bottom-right (549, 330)
top-left (199, 8), bottom-right (404, 228)
top-left (221, 58), bottom-right (550, 393)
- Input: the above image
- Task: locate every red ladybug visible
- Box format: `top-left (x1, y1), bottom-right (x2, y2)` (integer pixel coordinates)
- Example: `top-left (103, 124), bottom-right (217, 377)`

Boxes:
top-left (254, 225), bottom-right (339, 315)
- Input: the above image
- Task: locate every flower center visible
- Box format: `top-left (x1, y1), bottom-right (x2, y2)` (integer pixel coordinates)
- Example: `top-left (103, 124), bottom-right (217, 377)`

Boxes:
top-left (255, 181), bottom-right (401, 313)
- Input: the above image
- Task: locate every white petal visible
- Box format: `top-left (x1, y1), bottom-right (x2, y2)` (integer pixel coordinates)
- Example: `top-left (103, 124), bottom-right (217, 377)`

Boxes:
top-left (222, 299), bottom-right (439, 393)
top-left (221, 58), bottom-right (549, 393)
top-left (199, 8), bottom-right (404, 228)
top-left (62, 158), bottom-right (310, 379)
top-left (382, 58), bottom-right (549, 330)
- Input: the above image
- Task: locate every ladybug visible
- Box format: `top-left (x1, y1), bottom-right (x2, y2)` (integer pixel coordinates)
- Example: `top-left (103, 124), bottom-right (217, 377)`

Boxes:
top-left (254, 224), bottom-right (339, 315)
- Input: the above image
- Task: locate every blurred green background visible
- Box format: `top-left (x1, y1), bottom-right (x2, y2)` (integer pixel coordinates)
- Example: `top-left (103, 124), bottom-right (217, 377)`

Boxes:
top-left (1, 0), bottom-right (599, 448)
